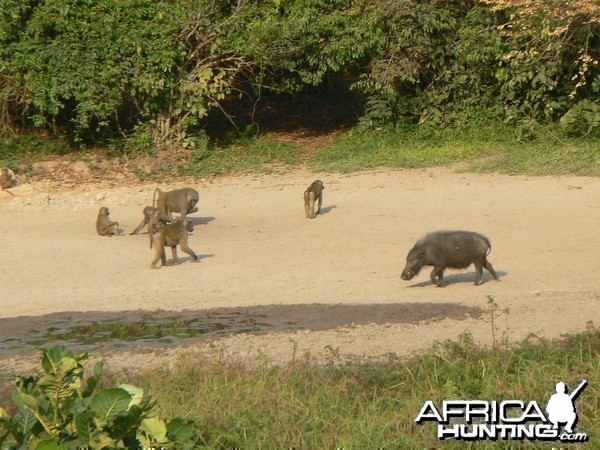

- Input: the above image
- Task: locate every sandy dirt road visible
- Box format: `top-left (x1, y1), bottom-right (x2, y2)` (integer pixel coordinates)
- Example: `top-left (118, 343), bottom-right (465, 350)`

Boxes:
top-left (0, 168), bottom-right (598, 371)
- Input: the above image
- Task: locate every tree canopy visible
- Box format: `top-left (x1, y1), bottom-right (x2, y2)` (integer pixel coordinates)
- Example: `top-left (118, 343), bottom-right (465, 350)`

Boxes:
top-left (0, 0), bottom-right (598, 146)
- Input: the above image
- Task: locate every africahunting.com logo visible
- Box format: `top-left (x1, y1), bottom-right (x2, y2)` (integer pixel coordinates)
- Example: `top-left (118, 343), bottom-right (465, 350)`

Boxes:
top-left (416, 380), bottom-right (589, 443)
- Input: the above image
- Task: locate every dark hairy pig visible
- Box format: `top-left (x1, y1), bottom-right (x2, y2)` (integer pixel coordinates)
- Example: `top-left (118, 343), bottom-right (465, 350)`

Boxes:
top-left (401, 230), bottom-right (500, 287)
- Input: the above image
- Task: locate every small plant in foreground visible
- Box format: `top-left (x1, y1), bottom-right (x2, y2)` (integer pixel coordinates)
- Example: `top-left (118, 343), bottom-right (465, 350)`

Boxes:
top-left (0, 345), bottom-right (197, 449)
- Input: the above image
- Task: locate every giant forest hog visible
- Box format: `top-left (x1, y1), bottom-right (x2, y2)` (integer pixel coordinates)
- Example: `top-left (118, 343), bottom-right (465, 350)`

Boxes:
top-left (401, 230), bottom-right (500, 287)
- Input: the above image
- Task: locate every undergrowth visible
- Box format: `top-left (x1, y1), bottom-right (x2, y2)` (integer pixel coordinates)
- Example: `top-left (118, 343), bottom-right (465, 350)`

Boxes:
top-left (128, 324), bottom-right (599, 448)
top-left (1, 123), bottom-right (598, 178)
top-left (1, 324), bottom-right (597, 447)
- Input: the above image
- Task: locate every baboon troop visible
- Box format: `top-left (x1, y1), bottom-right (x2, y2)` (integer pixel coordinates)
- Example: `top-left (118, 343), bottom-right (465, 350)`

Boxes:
top-left (93, 186), bottom-right (200, 268)
top-left (0, 168), bottom-right (17, 196)
top-left (150, 218), bottom-right (198, 269)
top-left (86, 176), bottom-right (502, 282)
top-left (95, 207), bottom-right (120, 236)
top-left (304, 179), bottom-right (324, 219)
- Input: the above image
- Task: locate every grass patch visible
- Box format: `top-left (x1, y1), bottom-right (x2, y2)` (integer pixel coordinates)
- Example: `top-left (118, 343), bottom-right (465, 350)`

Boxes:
top-left (122, 325), bottom-right (600, 448)
top-left (179, 133), bottom-right (301, 177)
top-left (312, 125), bottom-right (600, 176)
top-left (0, 131), bottom-right (73, 170)
top-left (2, 123), bottom-right (598, 178)
top-left (468, 138), bottom-right (600, 176)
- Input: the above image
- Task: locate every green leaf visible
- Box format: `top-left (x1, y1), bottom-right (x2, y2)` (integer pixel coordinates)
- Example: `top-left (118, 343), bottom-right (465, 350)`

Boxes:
top-left (17, 392), bottom-right (39, 409)
top-left (35, 436), bottom-right (69, 449)
top-left (167, 417), bottom-right (195, 442)
top-left (73, 412), bottom-right (95, 443)
top-left (82, 360), bottom-right (105, 397)
top-left (0, 407), bottom-right (10, 420)
top-left (118, 384), bottom-right (144, 408)
top-left (138, 417), bottom-right (169, 445)
top-left (14, 408), bottom-right (39, 434)
top-left (40, 346), bottom-right (74, 374)
top-left (89, 388), bottom-right (132, 422)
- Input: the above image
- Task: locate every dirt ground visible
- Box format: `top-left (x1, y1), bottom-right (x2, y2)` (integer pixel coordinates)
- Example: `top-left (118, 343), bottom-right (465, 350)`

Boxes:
top-left (0, 168), bottom-right (599, 373)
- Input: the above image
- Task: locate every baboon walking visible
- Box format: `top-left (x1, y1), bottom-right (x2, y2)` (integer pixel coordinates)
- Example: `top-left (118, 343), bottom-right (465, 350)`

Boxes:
top-left (150, 218), bottom-right (198, 269)
top-left (304, 180), bottom-right (324, 219)
top-left (153, 187), bottom-right (199, 220)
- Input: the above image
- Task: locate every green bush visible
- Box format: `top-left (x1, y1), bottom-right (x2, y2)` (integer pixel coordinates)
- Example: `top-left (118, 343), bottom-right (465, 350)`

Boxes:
top-left (0, 345), bottom-right (198, 449)
top-left (1, 0), bottom-right (598, 147)
top-left (560, 100), bottom-right (600, 137)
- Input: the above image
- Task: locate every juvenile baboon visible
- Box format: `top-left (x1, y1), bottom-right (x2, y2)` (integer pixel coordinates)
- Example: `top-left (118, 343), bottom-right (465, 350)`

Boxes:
top-left (153, 187), bottom-right (199, 220)
top-left (96, 207), bottom-right (120, 236)
top-left (130, 206), bottom-right (169, 235)
top-left (147, 207), bottom-right (171, 247)
top-left (0, 168), bottom-right (17, 196)
top-left (304, 180), bottom-right (324, 219)
top-left (150, 218), bottom-right (198, 269)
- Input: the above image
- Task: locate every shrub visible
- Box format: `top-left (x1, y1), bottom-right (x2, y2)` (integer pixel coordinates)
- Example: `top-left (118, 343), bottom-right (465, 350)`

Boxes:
top-left (0, 345), bottom-right (198, 449)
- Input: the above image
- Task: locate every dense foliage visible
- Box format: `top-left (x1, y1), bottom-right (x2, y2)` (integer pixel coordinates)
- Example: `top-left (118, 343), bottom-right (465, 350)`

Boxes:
top-left (0, 0), bottom-right (598, 146)
top-left (0, 345), bottom-right (197, 448)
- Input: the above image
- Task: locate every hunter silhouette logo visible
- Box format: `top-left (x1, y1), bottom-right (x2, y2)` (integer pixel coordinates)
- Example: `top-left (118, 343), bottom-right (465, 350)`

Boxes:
top-left (416, 380), bottom-right (589, 442)
top-left (546, 380), bottom-right (587, 434)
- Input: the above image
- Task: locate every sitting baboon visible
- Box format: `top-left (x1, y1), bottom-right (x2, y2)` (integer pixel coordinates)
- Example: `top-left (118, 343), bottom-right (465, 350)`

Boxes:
top-left (0, 168), bottom-right (17, 196)
top-left (150, 218), bottom-right (198, 269)
top-left (130, 206), bottom-right (169, 235)
top-left (304, 180), bottom-right (324, 219)
top-left (153, 187), bottom-right (199, 220)
top-left (96, 207), bottom-right (120, 236)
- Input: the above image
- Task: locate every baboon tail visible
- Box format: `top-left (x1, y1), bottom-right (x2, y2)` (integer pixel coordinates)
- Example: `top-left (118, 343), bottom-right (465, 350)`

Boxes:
top-left (152, 187), bottom-right (160, 208)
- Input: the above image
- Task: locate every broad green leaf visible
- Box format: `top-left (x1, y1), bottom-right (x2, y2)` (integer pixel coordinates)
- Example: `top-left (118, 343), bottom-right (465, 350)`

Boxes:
top-left (167, 417), bottom-right (195, 442)
top-left (14, 408), bottom-right (38, 434)
top-left (73, 412), bottom-right (95, 443)
top-left (17, 392), bottom-right (38, 409)
top-left (89, 389), bottom-right (132, 421)
top-left (40, 346), bottom-right (74, 374)
top-left (118, 384), bottom-right (144, 408)
top-left (35, 436), bottom-right (69, 449)
top-left (138, 417), bottom-right (169, 444)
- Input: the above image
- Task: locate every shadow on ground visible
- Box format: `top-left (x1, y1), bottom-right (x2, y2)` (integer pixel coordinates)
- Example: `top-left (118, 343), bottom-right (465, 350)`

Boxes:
top-left (0, 302), bottom-right (482, 355)
top-left (406, 271), bottom-right (508, 287)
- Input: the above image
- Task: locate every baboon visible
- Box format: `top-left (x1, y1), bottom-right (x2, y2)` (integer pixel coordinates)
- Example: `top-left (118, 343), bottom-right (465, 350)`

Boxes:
top-left (0, 168), bottom-right (17, 196)
top-left (96, 207), bottom-right (120, 236)
top-left (130, 206), bottom-right (169, 235)
top-left (147, 207), bottom-right (171, 247)
top-left (153, 187), bottom-right (199, 220)
top-left (150, 218), bottom-right (198, 269)
top-left (304, 180), bottom-right (324, 219)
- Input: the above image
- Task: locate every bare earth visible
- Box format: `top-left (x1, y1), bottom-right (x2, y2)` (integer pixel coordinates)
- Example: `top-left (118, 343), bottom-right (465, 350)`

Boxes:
top-left (0, 168), bottom-right (599, 373)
